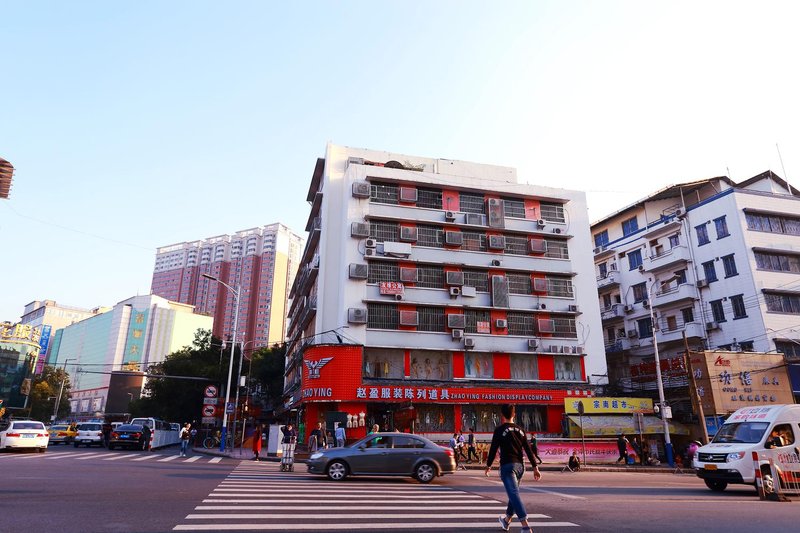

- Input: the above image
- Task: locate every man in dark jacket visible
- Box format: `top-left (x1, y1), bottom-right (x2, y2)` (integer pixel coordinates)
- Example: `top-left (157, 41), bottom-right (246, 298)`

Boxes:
top-left (529, 432), bottom-right (543, 465)
top-left (617, 434), bottom-right (630, 464)
top-left (485, 404), bottom-right (541, 533)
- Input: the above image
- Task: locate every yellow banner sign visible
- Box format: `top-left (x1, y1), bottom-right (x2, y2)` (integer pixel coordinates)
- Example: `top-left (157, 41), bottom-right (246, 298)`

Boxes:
top-left (564, 397), bottom-right (653, 414)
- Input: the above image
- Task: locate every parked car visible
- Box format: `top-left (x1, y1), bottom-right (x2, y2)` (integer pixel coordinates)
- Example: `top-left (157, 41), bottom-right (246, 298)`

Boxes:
top-left (107, 424), bottom-right (150, 451)
top-left (74, 422), bottom-right (104, 447)
top-left (306, 432), bottom-right (456, 483)
top-left (0, 420), bottom-right (49, 452)
top-left (48, 424), bottom-right (77, 445)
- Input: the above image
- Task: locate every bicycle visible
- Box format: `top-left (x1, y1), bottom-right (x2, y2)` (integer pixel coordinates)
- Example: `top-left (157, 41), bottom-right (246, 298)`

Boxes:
top-left (203, 431), bottom-right (234, 450)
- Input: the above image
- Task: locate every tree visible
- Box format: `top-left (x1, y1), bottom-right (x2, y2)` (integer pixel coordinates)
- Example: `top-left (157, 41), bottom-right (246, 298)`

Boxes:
top-left (248, 344), bottom-right (287, 416)
top-left (28, 365), bottom-right (71, 422)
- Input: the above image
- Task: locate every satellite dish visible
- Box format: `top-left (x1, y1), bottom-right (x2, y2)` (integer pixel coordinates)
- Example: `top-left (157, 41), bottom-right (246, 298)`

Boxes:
top-left (384, 160), bottom-right (405, 169)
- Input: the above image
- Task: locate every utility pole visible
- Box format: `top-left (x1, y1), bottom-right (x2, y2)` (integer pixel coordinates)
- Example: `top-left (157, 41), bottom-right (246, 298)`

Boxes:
top-left (683, 332), bottom-right (709, 444)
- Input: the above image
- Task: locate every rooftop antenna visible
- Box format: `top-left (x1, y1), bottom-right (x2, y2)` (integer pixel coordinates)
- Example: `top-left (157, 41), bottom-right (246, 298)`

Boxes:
top-left (776, 143), bottom-right (797, 196)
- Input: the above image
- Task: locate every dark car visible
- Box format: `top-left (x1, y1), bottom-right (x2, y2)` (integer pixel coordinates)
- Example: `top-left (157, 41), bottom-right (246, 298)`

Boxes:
top-left (306, 432), bottom-right (456, 483)
top-left (107, 424), bottom-right (150, 451)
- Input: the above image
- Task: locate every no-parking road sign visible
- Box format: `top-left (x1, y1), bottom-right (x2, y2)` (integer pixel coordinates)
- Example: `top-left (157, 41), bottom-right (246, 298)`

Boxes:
top-left (204, 385), bottom-right (218, 398)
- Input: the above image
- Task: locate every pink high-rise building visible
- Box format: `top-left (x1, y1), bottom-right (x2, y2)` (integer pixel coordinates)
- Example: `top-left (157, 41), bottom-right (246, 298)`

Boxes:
top-left (151, 223), bottom-right (304, 348)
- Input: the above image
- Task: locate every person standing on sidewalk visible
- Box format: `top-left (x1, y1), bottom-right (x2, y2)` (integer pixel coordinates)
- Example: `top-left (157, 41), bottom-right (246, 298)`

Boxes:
top-left (252, 424), bottom-right (262, 461)
top-left (485, 404), bottom-right (541, 533)
top-left (616, 434), bottom-right (630, 464)
top-left (334, 423), bottom-right (346, 447)
top-left (179, 423), bottom-right (191, 457)
top-left (467, 427), bottom-right (479, 464)
top-left (529, 432), bottom-right (543, 465)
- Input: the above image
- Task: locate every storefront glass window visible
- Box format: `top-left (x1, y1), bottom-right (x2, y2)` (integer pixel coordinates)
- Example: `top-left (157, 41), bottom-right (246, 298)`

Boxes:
top-left (510, 354), bottom-right (538, 380)
top-left (363, 349), bottom-right (404, 379)
top-left (554, 356), bottom-right (580, 381)
top-left (464, 352), bottom-right (493, 378)
top-left (415, 404), bottom-right (454, 433)
top-left (409, 351), bottom-right (452, 380)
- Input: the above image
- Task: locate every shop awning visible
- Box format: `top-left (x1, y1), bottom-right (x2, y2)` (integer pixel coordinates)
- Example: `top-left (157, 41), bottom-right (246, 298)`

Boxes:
top-left (567, 415), bottom-right (690, 436)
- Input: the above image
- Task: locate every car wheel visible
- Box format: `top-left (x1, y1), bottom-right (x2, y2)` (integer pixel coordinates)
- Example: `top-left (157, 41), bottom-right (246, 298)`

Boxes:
top-left (415, 462), bottom-right (436, 484)
top-left (326, 460), bottom-right (348, 481)
top-left (38, 448), bottom-right (46, 453)
top-left (704, 479), bottom-right (727, 492)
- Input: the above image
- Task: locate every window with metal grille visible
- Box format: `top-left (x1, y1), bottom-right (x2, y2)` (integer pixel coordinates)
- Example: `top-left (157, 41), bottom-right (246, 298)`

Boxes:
top-left (370, 182), bottom-right (399, 204)
top-left (507, 273), bottom-right (532, 295)
top-left (416, 265), bottom-right (445, 288)
top-left (547, 277), bottom-right (574, 297)
top-left (459, 192), bottom-right (485, 214)
top-left (369, 221), bottom-right (399, 243)
top-left (417, 224), bottom-right (444, 248)
top-left (417, 307), bottom-right (446, 332)
top-left (510, 354), bottom-right (539, 380)
top-left (507, 312), bottom-right (535, 336)
top-left (367, 303), bottom-right (399, 329)
top-left (544, 240), bottom-right (569, 259)
top-left (552, 317), bottom-right (577, 338)
top-left (540, 202), bottom-right (566, 223)
top-left (464, 309), bottom-right (491, 333)
top-left (368, 263), bottom-right (399, 284)
top-left (462, 231), bottom-right (487, 252)
top-left (504, 234), bottom-right (529, 255)
top-left (416, 188), bottom-right (443, 209)
top-left (502, 197), bottom-right (526, 219)
top-left (463, 270), bottom-right (489, 292)
top-left (554, 356), bottom-right (579, 381)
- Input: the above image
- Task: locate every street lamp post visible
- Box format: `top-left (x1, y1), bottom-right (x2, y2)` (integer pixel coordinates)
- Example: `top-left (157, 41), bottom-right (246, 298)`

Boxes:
top-left (232, 340), bottom-right (260, 454)
top-left (202, 273), bottom-right (240, 453)
top-left (648, 275), bottom-right (679, 467)
top-left (52, 358), bottom-right (75, 423)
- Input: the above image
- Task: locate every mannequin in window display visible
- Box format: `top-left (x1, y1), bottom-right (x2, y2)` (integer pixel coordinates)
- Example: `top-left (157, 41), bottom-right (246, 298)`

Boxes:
top-left (520, 409), bottom-right (531, 431)
top-left (437, 356), bottom-right (447, 379)
top-left (410, 358), bottom-right (420, 379)
top-left (532, 409), bottom-right (543, 432)
top-left (424, 358), bottom-right (433, 379)
top-left (364, 355), bottom-right (372, 378)
top-left (383, 359), bottom-right (390, 378)
top-left (465, 353), bottom-right (473, 376)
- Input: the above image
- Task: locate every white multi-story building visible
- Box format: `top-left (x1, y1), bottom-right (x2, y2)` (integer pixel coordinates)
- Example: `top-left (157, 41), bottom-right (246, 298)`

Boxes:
top-left (592, 171), bottom-right (800, 404)
top-left (285, 143), bottom-right (605, 443)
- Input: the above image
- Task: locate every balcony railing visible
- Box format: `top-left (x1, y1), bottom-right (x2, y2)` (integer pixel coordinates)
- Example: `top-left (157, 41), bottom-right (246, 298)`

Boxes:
top-left (647, 245), bottom-right (691, 271)
top-left (653, 282), bottom-right (695, 307)
top-left (597, 270), bottom-right (620, 291)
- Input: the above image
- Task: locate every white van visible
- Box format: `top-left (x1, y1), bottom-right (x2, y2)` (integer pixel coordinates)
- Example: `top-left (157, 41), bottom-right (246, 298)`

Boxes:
top-left (694, 404), bottom-right (800, 496)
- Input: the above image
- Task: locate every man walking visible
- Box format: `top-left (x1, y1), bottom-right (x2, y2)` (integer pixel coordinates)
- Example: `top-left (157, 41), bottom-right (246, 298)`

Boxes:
top-left (616, 434), bottom-right (630, 464)
top-left (485, 404), bottom-right (541, 533)
top-left (179, 423), bottom-right (191, 457)
top-left (467, 427), bottom-right (479, 464)
top-left (334, 422), bottom-right (346, 447)
top-left (529, 432), bottom-right (543, 465)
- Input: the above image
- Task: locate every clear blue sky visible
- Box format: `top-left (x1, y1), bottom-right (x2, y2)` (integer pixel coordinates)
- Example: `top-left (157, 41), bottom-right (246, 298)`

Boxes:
top-left (2, 1), bottom-right (800, 320)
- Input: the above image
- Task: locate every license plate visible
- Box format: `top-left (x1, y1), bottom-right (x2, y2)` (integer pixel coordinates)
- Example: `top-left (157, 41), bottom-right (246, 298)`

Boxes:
top-left (23, 434), bottom-right (35, 438)
top-left (120, 435), bottom-right (129, 439)
top-left (83, 440), bottom-right (91, 444)
top-left (704, 464), bottom-right (718, 470)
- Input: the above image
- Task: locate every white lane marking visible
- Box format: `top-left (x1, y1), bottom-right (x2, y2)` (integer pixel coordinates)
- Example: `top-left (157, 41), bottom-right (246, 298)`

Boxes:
top-left (475, 477), bottom-right (586, 500)
top-left (158, 455), bottom-right (180, 462)
top-left (195, 506), bottom-right (548, 513)
top-left (103, 454), bottom-right (139, 461)
top-left (201, 499), bottom-right (498, 504)
top-left (174, 522), bottom-right (578, 530)
top-left (209, 492), bottom-right (487, 500)
top-left (131, 454), bottom-right (159, 461)
top-left (186, 513), bottom-right (530, 519)
top-left (45, 452), bottom-right (96, 460)
top-left (183, 456), bottom-right (202, 463)
top-left (209, 457), bottom-right (222, 464)
top-left (75, 453), bottom-right (111, 460)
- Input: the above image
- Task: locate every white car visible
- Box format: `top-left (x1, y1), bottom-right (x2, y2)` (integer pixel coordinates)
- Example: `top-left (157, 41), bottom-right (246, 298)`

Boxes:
top-left (0, 420), bottom-right (49, 452)
top-left (74, 422), bottom-right (104, 447)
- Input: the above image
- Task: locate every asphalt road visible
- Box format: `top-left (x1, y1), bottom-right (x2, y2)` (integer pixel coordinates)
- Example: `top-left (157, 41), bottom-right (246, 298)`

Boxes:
top-left (3, 446), bottom-right (797, 532)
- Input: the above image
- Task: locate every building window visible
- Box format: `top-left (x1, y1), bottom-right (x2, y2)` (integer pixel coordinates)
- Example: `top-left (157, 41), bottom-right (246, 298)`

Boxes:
top-left (622, 217), bottom-right (639, 236)
top-left (754, 251), bottom-right (800, 273)
top-left (553, 317), bottom-right (577, 338)
top-left (416, 188), bottom-right (443, 209)
top-left (363, 349), bottom-right (404, 379)
top-left (544, 240), bottom-right (569, 259)
top-left (507, 312), bottom-right (535, 336)
top-left (714, 216), bottom-right (730, 239)
top-left (510, 354), bottom-right (539, 380)
top-left (776, 340), bottom-right (800, 361)
top-left (632, 282), bottom-right (647, 303)
top-left (369, 221), bottom-right (399, 243)
top-left (554, 356), bottom-right (580, 381)
top-left (370, 182), bottom-right (399, 205)
top-left (722, 254), bottom-right (738, 278)
top-left (681, 307), bottom-right (695, 323)
top-left (462, 231), bottom-right (487, 252)
top-left (668, 234), bottom-right (680, 248)
top-left (504, 235), bottom-right (529, 256)
top-left (409, 351), bottom-right (452, 380)
top-left (628, 249), bottom-right (643, 270)
top-left (547, 277), bottom-right (574, 298)
top-left (507, 273), bottom-right (532, 295)
top-left (702, 260), bottom-right (718, 283)
top-left (764, 292), bottom-right (800, 314)
top-left (417, 307), bottom-right (446, 332)
top-left (746, 212), bottom-right (800, 235)
top-left (502, 197), bottom-right (526, 218)
top-left (459, 192), bottom-right (485, 214)
top-left (637, 317), bottom-right (653, 339)
top-left (462, 270), bottom-right (489, 292)
top-left (464, 309), bottom-right (491, 334)
top-left (416, 265), bottom-right (445, 289)
top-left (368, 263), bottom-right (398, 284)
top-left (367, 303), bottom-right (399, 329)
top-left (540, 202), bottom-right (566, 223)
top-left (674, 269), bottom-right (687, 285)
top-left (710, 299), bottom-right (726, 322)
top-left (731, 294), bottom-right (747, 319)
top-left (594, 230), bottom-right (609, 248)
top-left (464, 352), bottom-right (493, 379)
top-left (696, 224), bottom-right (710, 246)
top-left (598, 263), bottom-right (608, 278)
top-left (417, 225), bottom-right (444, 248)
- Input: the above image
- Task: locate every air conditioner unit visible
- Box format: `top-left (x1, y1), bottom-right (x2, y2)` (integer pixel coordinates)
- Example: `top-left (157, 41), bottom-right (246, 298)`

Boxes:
top-left (706, 321), bottom-right (720, 331)
top-left (446, 271), bottom-right (465, 286)
top-left (445, 231), bottom-right (463, 246)
top-left (399, 311), bottom-right (418, 326)
top-left (573, 346), bottom-right (584, 354)
top-left (568, 304), bottom-right (580, 313)
top-left (399, 267), bottom-right (417, 283)
top-left (624, 304), bottom-right (634, 313)
top-left (449, 287), bottom-right (462, 297)
top-left (347, 308), bottom-right (368, 324)
top-left (451, 329), bottom-right (464, 340)
top-left (445, 211), bottom-right (457, 222)
top-left (348, 263), bottom-right (369, 279)
top-left (383, 241), bottom-right (413, 257)
top-left (696, 279), bottom-right (708, 288)
top-left (351, 222), bottom-right (370, 238)
top-left (463, 338), bottom-right (476, 349)
top-left (533, 278), bottom-right (548, 292)
top-left (312, 255), bottom-right (320, 268)
top-left (593, 247), bottom-right (602, 255)
top-left (365, 238), bottom-right (378, 249)
top-left (627, 329), bottom-right (639, 338)
top-left (549, 345), bottom-right (560, 353)
top-left (394, 294), bottom-right (403, 301)
top-left (637, 264), bottom-right (646, 272)
top-left (642, 300), bottom-right (650, 308)
top-left (675, 207), bottom-right (686, 219)
top-left (491, 259), bottom-right (502, 267)
top-left (488, 235), bottom-right (506, 250)
top-left (400, 226), bottom-right (418, 242)
top-left (561, 345), bottom-right (570, 353)
top-left (465, 213), bottom-right (485, 226)
top-left (447, 314), bottom-right (467, 329)
top-left (527, 339), bottom-right (538, 350)
top-left (347, 156), bottom-right (365, 166)
top-left (399, 187), bottom-right (418, 203)
top-left (536, 219), bottom-right (546, 228)
top-left (495, 319), bottom-right (508, 329)
top-left (617, 330), bottom-right (627, 338)
top-left (461, 285), bottom-right (477, 298)
top-left (364, 248), bottom-right (377, 257)
top-left (552, 228), bottom-right (562, 234)
top-left (352, 181), bottom-right (371, 198)
top-left (537, 319), bottom-right (555, 333)
top-left (529, 239), bottom-right (547, 254)
top-left (609, 263), bottom-right (618, 272)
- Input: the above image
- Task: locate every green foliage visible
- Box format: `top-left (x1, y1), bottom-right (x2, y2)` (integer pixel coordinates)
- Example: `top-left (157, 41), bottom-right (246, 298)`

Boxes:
top-left (29, 365), bottom-right (71, 422)
top-left (248, 344), bottom-right (286, 413)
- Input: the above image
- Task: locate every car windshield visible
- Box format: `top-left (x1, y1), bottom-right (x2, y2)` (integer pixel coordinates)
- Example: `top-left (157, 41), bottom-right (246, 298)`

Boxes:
top-left (712, 422), bottom-right (769, 443)
top-left (13, 422), bottom-right (45, 430)
top-left (51, 425), bottom-right (68, 431)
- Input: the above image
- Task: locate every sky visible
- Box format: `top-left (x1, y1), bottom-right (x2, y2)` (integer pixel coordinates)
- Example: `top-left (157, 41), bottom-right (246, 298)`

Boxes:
top-left (2, 0), bottom-right (800, 321)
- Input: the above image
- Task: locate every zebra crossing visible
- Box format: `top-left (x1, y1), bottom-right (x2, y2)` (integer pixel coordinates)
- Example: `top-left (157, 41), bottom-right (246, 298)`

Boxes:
top-left (172, 461), bottom-right (580, 531)
top-left (0, 449), bottom-right (225, 465)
